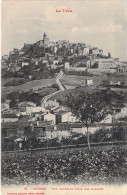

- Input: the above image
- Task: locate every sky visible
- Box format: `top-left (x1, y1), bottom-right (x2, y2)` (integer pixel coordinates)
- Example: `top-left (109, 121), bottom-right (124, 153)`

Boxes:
top-left (2, 0), bottom-right (127, 60)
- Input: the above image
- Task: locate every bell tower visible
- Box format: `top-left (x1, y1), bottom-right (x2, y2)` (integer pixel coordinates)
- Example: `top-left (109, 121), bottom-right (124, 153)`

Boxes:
top-left (43, 32), bottom-right (49, 45)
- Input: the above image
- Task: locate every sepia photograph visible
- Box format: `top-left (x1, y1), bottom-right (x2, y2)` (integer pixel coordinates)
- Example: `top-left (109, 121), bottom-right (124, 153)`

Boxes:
top-left (1, 0), bottom-right (127, 194)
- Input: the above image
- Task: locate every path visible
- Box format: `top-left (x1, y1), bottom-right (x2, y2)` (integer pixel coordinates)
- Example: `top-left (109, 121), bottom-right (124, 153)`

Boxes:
top-left (41, 70), bottom-right (65, 106)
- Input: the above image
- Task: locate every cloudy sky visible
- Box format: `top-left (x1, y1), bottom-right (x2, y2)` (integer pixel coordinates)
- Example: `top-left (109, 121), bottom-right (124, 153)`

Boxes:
top-left (2, 0), bottom-right (127, 60)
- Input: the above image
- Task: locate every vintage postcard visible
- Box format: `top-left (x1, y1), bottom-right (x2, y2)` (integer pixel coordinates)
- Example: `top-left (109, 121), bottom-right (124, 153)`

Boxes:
top-left (1, 0), bottom-right (127, 195)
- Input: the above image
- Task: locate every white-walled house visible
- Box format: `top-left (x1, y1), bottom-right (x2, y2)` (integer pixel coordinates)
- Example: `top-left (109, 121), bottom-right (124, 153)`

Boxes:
top-left (57, 130), bottom-right (71, 140)
top-left (100, 114), bottom-right (113, 124)
top-left (98, 59), bottom-right (116, 70)
top-left (64, 62), bottom-right (70, 70)
top-left (51, 64), bottom-right (57, 69)
top-left (53, 60), bottom-right (59, 65)
top-left (71, 126), bottom-right (99, 135)
top-left (18, 102), bottom-right (36, 114)
top-left (42, 99), bottom-right (59, 109)
top-left (46, 123), bottom-right (71, 140)
top-left (70, 123), bottom-right (99, 135)
top-left (110, 81), bottom-right (121, 85)
top-left (46, 130), bottom-right (71, 140)
top-left (45, 129), bottom-right (57, 139)
top-left (87, 58), bottom-right (116, 71)
top-left (83, 47), bottom-right (89, 55)
top-left (22, 62), bottom-right (29, 67)
top-left (71, 49), bottom-right (74, 54)
top-left (86, 60), bottom-right (96, 68)
top-left (1, 101), bottom-right (10, 111)
top-left (87, 79), bottom-right (93, 86)
top-left (114, 112), bottom-right (126, 120)
top-left (42, 60), bottom-right (48, 64)
top-left (74, 67), bottom-right (87, 71)
top-left (32, 112), bottom-right (43, 120)
top-left (19, 51), bottom-right (24, 56)
top-left (121, 104), bottom-right (127, 115)
top-left (81, 79), bottom-right (93, 86)
top-left (54, 47), bottom-right (58, 53)
top-left (41, 112), bottom-right (56, 124)
top-left (45, 122), bottom-right (99, 140)
top-left (55, 111), bottom-right (78, 124)
top-left (31, 107), bottom-right (46, 114)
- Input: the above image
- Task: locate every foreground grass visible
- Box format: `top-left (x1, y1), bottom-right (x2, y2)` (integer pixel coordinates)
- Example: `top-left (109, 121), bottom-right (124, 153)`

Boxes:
top-left (2, 145), bottom-right (127, 185)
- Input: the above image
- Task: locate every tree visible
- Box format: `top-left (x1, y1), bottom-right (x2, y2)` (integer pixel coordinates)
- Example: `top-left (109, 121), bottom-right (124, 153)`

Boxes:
top-left (111, 121), bottom-right (126, 141)
top-left (58, 61), bottom-right (61, 66)
top-left (108, 52), bottom-right (111, 58)
top-left (9, 99), bottom-right (18, 109)
top-left (101, 79), bottom-right (110, 86)
top-left (64, 92), bottom-right (110, 151)
top-left (7, 91), bottom-right (20, 100)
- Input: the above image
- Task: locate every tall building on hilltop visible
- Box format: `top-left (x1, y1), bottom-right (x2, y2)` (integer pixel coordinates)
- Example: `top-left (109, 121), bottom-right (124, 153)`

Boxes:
top-left (43, 32), bottom-right (49, 45)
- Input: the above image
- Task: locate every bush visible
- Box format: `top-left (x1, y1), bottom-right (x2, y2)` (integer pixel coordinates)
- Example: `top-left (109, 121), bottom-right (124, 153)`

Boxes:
top-left (51, 84), bottom-right (59, 90)
top-left (4, 78), bottom-right (28, 87)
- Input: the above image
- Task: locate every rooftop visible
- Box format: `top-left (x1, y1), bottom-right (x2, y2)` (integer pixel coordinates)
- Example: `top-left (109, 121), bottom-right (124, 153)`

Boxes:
top-left (57, 123), bottom-right (70, 130)
top-left (19, 103), bottom-right (35, 107)
top-left (1, 121), bottom-right (30, 130)
top-left (38, 121), bottom-right (53, 126)
top-left (46, 125), bottom-right (54, 131)
top-left (2, 113), bottom-right (18, 118)
top-left (18, 116), bottom-right (32, 122)
top-left (55, 110), bottom-right (70, 115)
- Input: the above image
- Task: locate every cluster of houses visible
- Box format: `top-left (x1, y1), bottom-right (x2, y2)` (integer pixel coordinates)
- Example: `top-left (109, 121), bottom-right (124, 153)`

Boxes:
top-left (1, 96), bottom-right (127, 145)
top-left (2, 33), bottom-right (127, 77)
top-left (1, 33), bottom-right (62, 75)
top-left (65, 58), bottom-right (127, 74)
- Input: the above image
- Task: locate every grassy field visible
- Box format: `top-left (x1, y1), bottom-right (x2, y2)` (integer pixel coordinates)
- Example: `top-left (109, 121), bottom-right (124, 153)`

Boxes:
top-left (1, 77), bottom-right (17, 86)
top-left (51, 73), bottom-right (107, 101)
top-left (37, 87), bottom-right (58, 96)
top-left (107, 73), bottom-right (127, 84)
top-left (61, 74), bottom-right (108, 89)
top-left (51, 72), bottom-right (127, 102)
top-left (51, 86), bottom-right (99, 101)
top-left (2, 78), bottom-right (55, 98)
top-left (61, 73), bottom-right (127, 89)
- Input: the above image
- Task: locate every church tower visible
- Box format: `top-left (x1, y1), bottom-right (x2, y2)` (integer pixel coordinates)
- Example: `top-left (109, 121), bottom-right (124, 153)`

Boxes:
top-left (43, 32), bottom-right (49, 45)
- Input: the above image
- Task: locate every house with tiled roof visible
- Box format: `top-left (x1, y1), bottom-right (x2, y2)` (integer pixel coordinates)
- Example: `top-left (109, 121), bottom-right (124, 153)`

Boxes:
top-left (33, 125), bottom-right (46, 138)
top-left (54, 110), bottom-right (78, 124)
top-left (1, 121), bottom-right (32, 138)
top-left (45, 123), bottom-right (83, 140)
top-left (2, 113), bottom-right (18, 123)
top-left (57, 123), bottom-right (71, 131)
top-left (30, 107), bottom-right (46, 114)
top-left (117, 63), bottom-right (127, 73)
top-left (31, 120), bottom-right (55, 139)
top-left (45, 123), bottom-right (71, 140)
top-left (40, 112), bottom-right (56, 124)
top-left (121, 103), bottom-right (127, 115)
top-left (18, 102), bottom-right (36, 114)
top-left (37, 120), bottom-right (53, 126)
top-left (43, 99), bottom-right (59, 109)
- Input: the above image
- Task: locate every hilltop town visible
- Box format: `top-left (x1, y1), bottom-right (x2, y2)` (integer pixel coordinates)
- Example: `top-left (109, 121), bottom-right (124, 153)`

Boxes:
top-left (1, 33), bottom-right (127, 151)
